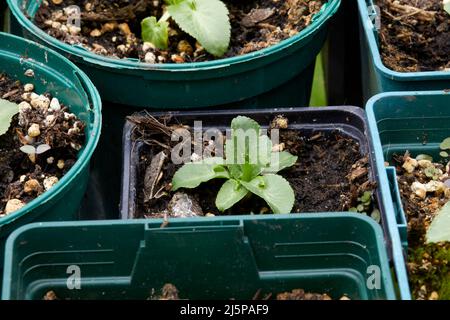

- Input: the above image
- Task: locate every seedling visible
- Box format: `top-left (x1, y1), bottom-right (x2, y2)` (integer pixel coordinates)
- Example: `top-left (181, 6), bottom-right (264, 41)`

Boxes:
top-left (141, 0), bottom-right (231, 57)
top-left (20, 144), bottom-right (51, 163)
top-left (440, 137), bottom-right (450, 159)
top-left (171, 116), bottom-right (297, 213)
top-left (349, 191), bottom-right (380, 222)
top-left (0, 98), bottom-right (19, 136)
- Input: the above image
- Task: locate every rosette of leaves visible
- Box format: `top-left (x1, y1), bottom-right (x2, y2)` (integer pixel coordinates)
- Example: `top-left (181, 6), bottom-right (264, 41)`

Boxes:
top-left (171, 116), bottom-right (297, 214)
top-left (141, 0), bottom-right (231, 57)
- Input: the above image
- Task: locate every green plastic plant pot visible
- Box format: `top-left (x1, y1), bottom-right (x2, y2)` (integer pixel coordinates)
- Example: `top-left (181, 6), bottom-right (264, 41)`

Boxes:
top-left (366, 90), bottom-right (450, 300)
top-left (7, 0), bottom-right (341, 108)
top-left (2, 213), bottom-right (395, 300)
top-left (0, 32), bottom-right (102, 292)
top-left (357, 0), bottom-right (450, 102)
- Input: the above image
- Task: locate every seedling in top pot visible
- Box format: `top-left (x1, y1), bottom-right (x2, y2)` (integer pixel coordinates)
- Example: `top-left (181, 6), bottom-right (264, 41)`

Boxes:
top-left (172, 116), bottom-right (297, 213)
top-left (141, 0), bottom-right (231, 57)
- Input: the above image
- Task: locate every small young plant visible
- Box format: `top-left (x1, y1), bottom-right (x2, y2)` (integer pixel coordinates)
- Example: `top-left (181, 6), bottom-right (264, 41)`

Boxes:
top-left (440, 137), bottom-right (450, 159)
top-left (0, 98), bottom-right (19, 136)
top-left (20, 144), bottom-right (51, 163)
top-left (349, 191), bottom-right (381, 222)
top-left (141, 0), bottom-right (231, 57)
top-left (171, 116), bottom-right (297, 214)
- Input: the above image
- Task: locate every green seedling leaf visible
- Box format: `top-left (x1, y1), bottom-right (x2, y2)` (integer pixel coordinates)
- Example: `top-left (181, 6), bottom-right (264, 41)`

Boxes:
top-left (216, 179), bottom-right (249, 212)
top-left (427, 201), bottom-right (450, 243)
top-left (0, 99), bottom-right (19, 136)
top-left (141, 16), bottom-right (169, 50)
top-left (441, 151), bottom-right (449, 158)
top-left (240, 174), bottom-right (295, 214)
top-left (263, 151), bottom-right (298, 174)
top-left (357, 204), bottom-right (365, 212)
top-left (172, 157), bottom-right (229, 190)
top-left (168, 0), bottom-right (231, 57)
top-left (359, 191), bottom-right (372, 204)
top-left (440, 137), bottom-right (450, 150)
top-left (416, 154), bottom-right (433, 162)
top-left (444, 0), bottom-right (450, 15)
top-left (20, 145), bottom-right (36, 154)
top-left (371, 209), bottom-right (381, 223)
top-left (424, 166), bottom-right (440, 180)
top-left (349, 207), bottom-right (358, 213)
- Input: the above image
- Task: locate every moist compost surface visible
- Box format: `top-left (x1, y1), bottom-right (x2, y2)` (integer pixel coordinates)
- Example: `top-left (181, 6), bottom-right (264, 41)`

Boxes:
top-left (130, 114), bottom-right (376, 218)
top-left (34, 0), bottom-right (326, 63)
top-left (0, 73), bottom-right (85, 216)
top-left (393, 153), bottom-right (450, 300)
top-left (377, 0), bottom-right (450, 72)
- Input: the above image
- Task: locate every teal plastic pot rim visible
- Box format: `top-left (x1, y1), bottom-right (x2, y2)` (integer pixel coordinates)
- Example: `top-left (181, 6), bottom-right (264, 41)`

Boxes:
top-left (0, 32), bottom-right (102, 226)
top-left (357, 0), bottom-right (450, 82)
top-left (7, 0), bottom-right (340, 72)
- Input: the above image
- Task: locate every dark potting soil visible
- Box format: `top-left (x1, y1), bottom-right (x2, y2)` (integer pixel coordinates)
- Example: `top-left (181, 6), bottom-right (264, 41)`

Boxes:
top-left (34, 0), bottom-right (326, 63)
top-left (393, 153), bottom-right (450, 300)
top-left (377, 0), bottom-right (450, 72)
top-left (129, 114), bottom-right (376, 219)
top-left (148, 284), bottom-right (347, 300)
top-left (0, 73), bottom-right (85, 216)
top-left (43, 285), bottom-right (350, 300)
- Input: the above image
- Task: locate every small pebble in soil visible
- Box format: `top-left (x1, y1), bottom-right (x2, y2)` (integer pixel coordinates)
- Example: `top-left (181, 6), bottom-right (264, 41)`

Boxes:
top-left (271, 115), bottom-right (289, 129)
top-left (43, 176), bottom-right (59, 191)
top-left (4, 199), bottom-right (25, 214)
top-left (168, 192), bottom-right (204, 218)
top-left (24, 179), bottom-right (41, 194)
top-left (57, 160), bottom-right (65, 170)
top-left (24, 84), bottom-right (34, 92)
top-left (27, 123), bottom-right (41, 138)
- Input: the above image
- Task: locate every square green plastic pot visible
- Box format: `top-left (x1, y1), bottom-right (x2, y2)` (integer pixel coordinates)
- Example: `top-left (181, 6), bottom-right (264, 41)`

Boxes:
top-left (0, 32), bottom-right (102, 294)
top-left (357, 0), bottom-right (450, 102)
top-left (366, 90), bottom-right (450, 300)
top-left (7, 0), bottom-right (340, 108)
top-left (2, 213), bottom-right (395, 300)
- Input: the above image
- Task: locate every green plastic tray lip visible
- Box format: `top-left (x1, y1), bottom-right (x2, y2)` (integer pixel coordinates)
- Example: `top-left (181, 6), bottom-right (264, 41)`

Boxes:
top-left (1, 212), bottom-right (396, 300)
top-left (6, 0), bottom-right (340, 72)
top-left (357, 0), bottom-right (450, 82)
top-left (365, 91), bottom-right (450, 300)
top-left (0, 31), bottom-right (102, 226)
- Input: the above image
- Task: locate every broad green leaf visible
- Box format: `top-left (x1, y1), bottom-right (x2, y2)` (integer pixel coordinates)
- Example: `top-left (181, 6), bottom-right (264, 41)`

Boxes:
top-left (258, 135), bottom-right (272, 167)
top-left (0, 99), bottom-right (19, 136)
top-left (215, 179), bottom-right (249, 212)
top-left (172, 158), bottom-right (229, 190)
top-left (168, 0), bottom-right (231, 57)
top-left (141, 16), bottom-right (169, 50)
top-left (445, 0), bottom-right (450, 15)
top-left (440, 137), bottom-right (450, 150)
top-left (416, 154), bottom-right (433, 161)
top-left (231, 116), bottom-right (260, 134)
top-left (441, 151), bottom-right (449, 158)
top-left (262, 151), bottom-right (297, 174)
top-left (240, 174), bottom-right (295, 214)
top-left (427, 201), bottom-right (450, 243)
